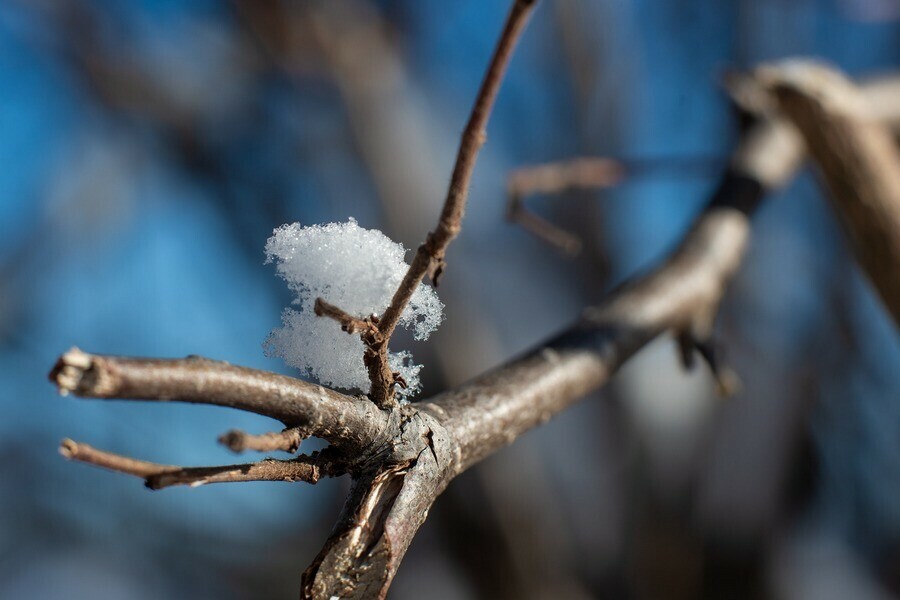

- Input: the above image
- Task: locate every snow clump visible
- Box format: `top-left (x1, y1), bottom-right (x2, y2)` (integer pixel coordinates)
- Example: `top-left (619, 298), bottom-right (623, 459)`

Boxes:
top-left (264, 218), bottom-right (443, 399)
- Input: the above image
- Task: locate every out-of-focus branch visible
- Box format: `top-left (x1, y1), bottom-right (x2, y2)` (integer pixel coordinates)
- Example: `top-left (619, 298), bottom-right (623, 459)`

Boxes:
top-left (49, 347), bottom-right (387, 450)
top-left (60, 439), bottom-right (336, 490)
top-left (218, 427), bottom-right (306, 454)
top-left (860, 74), bottom-right (900, 132)
top-left (757, 61), bottom-right (900, 324)
top-left (506, 157), bottom-right (625, 254)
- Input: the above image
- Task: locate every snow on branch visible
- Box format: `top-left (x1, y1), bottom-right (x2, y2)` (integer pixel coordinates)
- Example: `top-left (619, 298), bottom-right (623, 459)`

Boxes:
top-left (264, 218), bottom-right (443, 399)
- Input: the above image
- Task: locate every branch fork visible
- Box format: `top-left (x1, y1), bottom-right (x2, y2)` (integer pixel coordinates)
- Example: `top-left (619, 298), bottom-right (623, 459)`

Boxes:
top-left (49, 4), bottom-right (900, 599)
top-left (310, 0), bottom-right (539, 409)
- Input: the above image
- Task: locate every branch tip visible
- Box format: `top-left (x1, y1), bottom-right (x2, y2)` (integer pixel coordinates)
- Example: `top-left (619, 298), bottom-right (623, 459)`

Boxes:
top-left (218, 428), bottom-right (305, 454)
top-left (59, 438), bottom-right (78, 459)
top-left (50, 347), bottom-right (94, 395)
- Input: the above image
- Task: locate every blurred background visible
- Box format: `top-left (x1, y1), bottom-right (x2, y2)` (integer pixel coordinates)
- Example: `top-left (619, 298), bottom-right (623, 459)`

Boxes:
top-left (1, 0), bottom-right (898, 598)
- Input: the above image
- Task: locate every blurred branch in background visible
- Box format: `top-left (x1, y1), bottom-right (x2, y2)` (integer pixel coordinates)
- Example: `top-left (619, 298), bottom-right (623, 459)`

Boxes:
top-left (759, 62), bottom-right (900, 324)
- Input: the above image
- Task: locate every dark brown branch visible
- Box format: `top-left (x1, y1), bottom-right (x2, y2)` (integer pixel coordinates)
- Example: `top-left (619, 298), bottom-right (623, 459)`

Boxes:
top-left (352, 0), bottom-right (538, 408)
top-left (49, 348), bottom-right (388, 450)
top-left (218, 427), bottom-right (306, 454)
top-left (757, 61), bottom-right (900, 324)
top-left (301, 412), bottom-right (453, 599)
top-left (60, 439), bottom-right (335, 490)
top-left (314, 298), bottom-right (376, 336)
top-left (506, 157), bottom-right (624, 254)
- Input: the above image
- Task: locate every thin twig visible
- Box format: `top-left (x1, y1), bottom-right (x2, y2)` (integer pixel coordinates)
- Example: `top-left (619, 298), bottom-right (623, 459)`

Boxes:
top-left (380, 0), bottom-right (537, 325)
top-left (218, 427), bottom-right (307, 454)
top-left (313, 297), bottom-right (380, 337)
top-left (507, 157), bottom-right (625, 198)
top-left (310, 0), bottom-right (539, 409)
top-left (60, 439), bottom-right (335, 490)
top-left (506, 157), bottom-right (624, 254)
top-left (354, 0), bottom-right (537, 407)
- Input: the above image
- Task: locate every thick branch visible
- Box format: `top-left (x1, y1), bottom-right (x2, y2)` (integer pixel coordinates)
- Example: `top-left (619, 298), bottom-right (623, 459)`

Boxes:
top-left (424, 204), bottom-right (755, 469)
top-left (60, 439), bottom-right (335, 490)
top-left (758, 61), bottom-right (900, 324)
top-left (301, 409), bottom-right (454, 600)
top-left (49, 348), bottom-right (388, 450)
top-left (425, 109), bottom-right (804, 471)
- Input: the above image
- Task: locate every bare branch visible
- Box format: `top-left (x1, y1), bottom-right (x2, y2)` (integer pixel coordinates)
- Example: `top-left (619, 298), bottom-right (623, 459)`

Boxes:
top-left (218, 427), bottom-right (307, 454)
top-left (859, 74), bottom-right (900, 132)
top-left (425, 111), bottom-right (803, 473)
top-left (508, 157), bottom-right (625, 198)
top-left (354, 0), bottom-right (538, 408)
top-left (301, 422), bottom-right (453, 600)
top-left (60, 439), bottom-right (336, 490)
top-left (298, 102), bottom-right (807, 599)
top-left (506, 157), bottom-right (624, 254)
top-left (314, 298), bottom-right (376, 336)
top-left (54, 64), bottom-right (900, 599)
top-left (757, 60), bottom-right (900, 324)
top-left (676, 331), bottom-right (742, 397)
top-left (49, 348), bottom-right (388, 450)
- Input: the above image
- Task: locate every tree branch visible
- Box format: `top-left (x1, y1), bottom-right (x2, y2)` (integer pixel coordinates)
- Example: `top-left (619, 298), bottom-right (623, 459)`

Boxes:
top-left (327, 0), bottom-right (539, 408)
top-left (218, 427), bottom-right (307, 454)
top-left (506, 157), bottom-right (624, 254)
top-left (51, 44), bottom-right (900, 600)
top-left (59, 439), bottom-right (337, 490)
top-left (757, 60), bottom-right (900, 324)
top-left (298, 100), bottom-right (808, 599)
top-left (49, 347), bottom-right (388, 450)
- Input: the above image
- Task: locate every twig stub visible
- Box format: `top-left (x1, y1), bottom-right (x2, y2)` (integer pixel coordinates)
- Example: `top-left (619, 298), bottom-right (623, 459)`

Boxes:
top-left (60, 438), bottom-right (335, 490)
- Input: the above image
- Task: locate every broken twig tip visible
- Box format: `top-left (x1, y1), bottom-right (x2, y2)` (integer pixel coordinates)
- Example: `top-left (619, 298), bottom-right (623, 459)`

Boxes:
top-left (59, 438), bottom-right (78, 459)
top-left (50, 347), bottom-right (93, 394)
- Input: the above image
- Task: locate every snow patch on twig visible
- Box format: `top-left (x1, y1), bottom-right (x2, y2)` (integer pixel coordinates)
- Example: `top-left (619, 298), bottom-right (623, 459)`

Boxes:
top-left (264, 218), bottom-right (443, 398)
